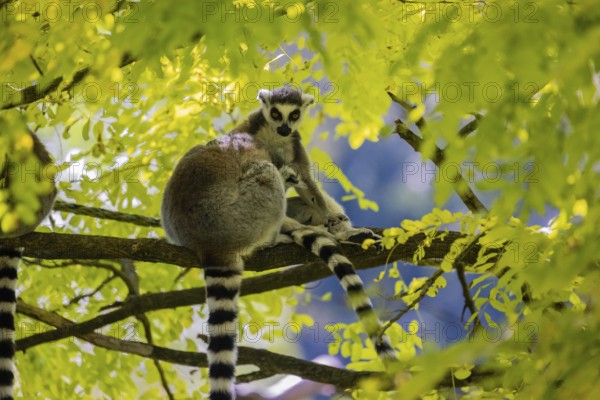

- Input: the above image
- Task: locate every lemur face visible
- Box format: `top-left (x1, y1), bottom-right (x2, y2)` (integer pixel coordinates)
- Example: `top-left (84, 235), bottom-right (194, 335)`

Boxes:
top-left (258, 87), bottom-right (315, 137)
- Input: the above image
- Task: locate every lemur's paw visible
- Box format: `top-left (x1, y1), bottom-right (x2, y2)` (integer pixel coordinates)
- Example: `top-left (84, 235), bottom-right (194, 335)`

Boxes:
top-left (255, 233), bottom-right (294, 250)
top-left (336, 227), bottom-right (382, 245)
top-left (297, 224), bottom-right (337, 242)
top-left (279, 165), bottom-right (299, 184)
top-left (326, 213), bottom-right (350, 230)
top-left (243, 161), bottom-right (282, 187)
top-left (279, 165), bottom-right (307, 189)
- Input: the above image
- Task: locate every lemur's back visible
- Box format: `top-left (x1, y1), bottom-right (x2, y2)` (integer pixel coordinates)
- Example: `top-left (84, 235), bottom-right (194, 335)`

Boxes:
top-left (161, 132), bottom-right (286, 264)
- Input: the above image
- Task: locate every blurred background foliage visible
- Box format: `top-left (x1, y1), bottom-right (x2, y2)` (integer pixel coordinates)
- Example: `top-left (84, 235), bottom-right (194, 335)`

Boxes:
top-left (1, 0), bottom-right (600, 398)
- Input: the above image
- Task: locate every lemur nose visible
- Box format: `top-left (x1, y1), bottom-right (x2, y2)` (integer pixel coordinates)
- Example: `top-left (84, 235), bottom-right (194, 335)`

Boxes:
top-left (277, 124), bottom-right (292, 136)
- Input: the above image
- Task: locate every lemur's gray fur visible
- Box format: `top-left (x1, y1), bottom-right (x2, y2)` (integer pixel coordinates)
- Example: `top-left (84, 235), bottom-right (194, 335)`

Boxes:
top-left (0, 129), bottom-right (57, 400)
top-left (232, 87), bottom-right (376, 242)
top-left (161, 86), bottom-right (396, 400)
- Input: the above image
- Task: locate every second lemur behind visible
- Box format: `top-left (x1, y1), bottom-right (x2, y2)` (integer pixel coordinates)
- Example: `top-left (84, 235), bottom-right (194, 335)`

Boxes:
top-left (230, 86), bottom-right (377, 241)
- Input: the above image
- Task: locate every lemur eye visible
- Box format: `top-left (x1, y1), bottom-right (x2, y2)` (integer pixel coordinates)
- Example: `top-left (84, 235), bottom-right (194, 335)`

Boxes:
top-left (289, 111), bottom-right (300, 121)
top-left (270, 109), bottom-right (281, 120)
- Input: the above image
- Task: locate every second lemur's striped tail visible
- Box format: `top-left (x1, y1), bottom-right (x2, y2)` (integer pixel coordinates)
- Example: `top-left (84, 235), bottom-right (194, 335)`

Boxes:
top-left (288, 228), bottom-right (398, 362)
top-left (0, 247), bottom-right (20, 400)
top-left (204, 262), bottom-right (243, 400)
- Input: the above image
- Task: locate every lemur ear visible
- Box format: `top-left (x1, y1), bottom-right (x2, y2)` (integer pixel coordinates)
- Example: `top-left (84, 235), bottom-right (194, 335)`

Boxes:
top-left (301, 93), bottom-right (315, 107)
top-left (257, 89), bottom-right (271, 107)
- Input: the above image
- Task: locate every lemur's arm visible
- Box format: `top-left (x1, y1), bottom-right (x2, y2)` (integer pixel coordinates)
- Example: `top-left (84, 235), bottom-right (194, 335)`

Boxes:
top-left (286, 194), bottom-right (379, 242)
top-left (281, 148), bottom-right (379, 242)
top-left (290, 135), bottom-right (329, 224)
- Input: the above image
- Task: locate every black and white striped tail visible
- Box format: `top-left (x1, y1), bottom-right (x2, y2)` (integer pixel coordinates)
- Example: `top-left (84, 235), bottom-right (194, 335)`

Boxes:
top-left (204, 263), bottom-right (243, 400)
top-left (0, 247), bottom-right (20, 400)
top-left (290, 229), bottom-right (398, 362)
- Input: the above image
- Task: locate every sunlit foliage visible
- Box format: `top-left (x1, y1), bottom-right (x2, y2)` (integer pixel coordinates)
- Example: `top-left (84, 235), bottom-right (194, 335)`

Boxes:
top-left (1, 0), bottom-right (599, 398)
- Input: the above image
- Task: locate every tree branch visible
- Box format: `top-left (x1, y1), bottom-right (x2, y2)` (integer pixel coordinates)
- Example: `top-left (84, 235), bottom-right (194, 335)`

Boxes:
top-left (60, 274), bottom-right (116, 310)
top-left (1, 0), bottom-right (203, 110)
top-left (25, 258), bottom-right (137, 293)
top-left (16, 300), bottom-right (380, 390)
top-left (387, 92), bottom-right (487, 213)
top-left (458, 114), bottom-right (482, 137)
top-left (53, 200), bottom-right (161, 228)
top-left (454, 233), bottom-right (486, 335)
top-left (9, 231), bottom-right (482, 351)
top-left (0, 54), bottom-right (136, 110)
top-left (138, 312), bottom-right (175, 400)
top-left (0, 230), bottom-right (475, 272)
top-left (16, 300), bottom-right (501, 391)
top-left (379, 269), bottom-right (445, 337)
top-left (387, 91), bottom-right (426, 129)
top-left (392, 119), bottom-right (487, 213)
top-left (119, 259), bottom-right (175, 400)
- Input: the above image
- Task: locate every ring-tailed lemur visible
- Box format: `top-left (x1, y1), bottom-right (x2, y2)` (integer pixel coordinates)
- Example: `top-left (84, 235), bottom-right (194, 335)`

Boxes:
top-left (0, 130), bottom-right (57, 400)
top-left (232, 86), bottom-right (376, 242)
top-left (161, 86), bottom-right (396, 400)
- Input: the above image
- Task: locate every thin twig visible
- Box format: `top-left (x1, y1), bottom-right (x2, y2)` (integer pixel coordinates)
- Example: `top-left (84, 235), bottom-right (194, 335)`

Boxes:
top-left (120, 259), bottom-right (175, 400)
top-left (23, 258), bottom-right (135, 293)
top-left (30, 55), bottom-right (44, 76)
top-left (387, 91), bottom-right (488, 213)
top-left (392, 119), bottom-right (488, 213)
top-left (456, 264), bottom-right (475, 315)
top-left (59, 275), bottom-right (116, 310)
top-left (454, 233), bottom-right (486, 335)
top-left (138, 313), bottom-right (175, 400)
top-left (173, 267), bottom-right (193, 283)
top-left (379, 269), bottom-right (444, 337)
top-left (458, 114), bottom-right (482, 137)
top-left (387, 91), bottom-right (426, 129)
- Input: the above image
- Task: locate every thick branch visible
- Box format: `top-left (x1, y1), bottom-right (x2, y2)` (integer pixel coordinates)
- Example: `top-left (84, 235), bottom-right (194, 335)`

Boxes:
top-left (11, 231), bottom-right (480, 351)
top-left (16, 301), bottom-right (378, 390)
top-left (0, 231), bottom-right (473, 272)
